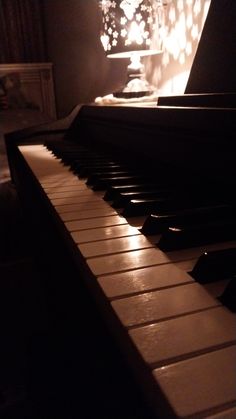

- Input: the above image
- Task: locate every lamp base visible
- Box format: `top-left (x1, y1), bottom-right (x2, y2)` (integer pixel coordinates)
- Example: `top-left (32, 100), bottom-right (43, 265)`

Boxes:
top-left (112, 51), bottom-right (157, 99)
top-left (113, 76), bottom-right (155, 99)
top-left (113, 90), bottom-right (153, 99)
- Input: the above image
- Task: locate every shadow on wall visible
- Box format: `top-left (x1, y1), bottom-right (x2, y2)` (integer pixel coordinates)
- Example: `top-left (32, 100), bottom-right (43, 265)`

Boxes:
top-left (44, 0), bottom-right (128, 117)
top-left (146, 0), bottom-right (211, 95)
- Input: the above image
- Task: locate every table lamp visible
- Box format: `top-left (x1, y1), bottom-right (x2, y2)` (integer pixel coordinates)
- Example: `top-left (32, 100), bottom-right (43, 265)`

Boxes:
top-left (99, 0), bottom-right (165, 98)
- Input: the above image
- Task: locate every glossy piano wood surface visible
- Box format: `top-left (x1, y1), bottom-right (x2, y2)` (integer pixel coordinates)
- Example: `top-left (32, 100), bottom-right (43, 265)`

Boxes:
top-left (16, 142), bottom-right (236, 419)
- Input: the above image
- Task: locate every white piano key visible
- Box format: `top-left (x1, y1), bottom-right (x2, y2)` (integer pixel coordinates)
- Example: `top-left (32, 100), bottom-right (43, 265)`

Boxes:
top-left (43, 176), bottom-right (87, 188)
top-left (153, 345), bottom-right (236, 419)
top-left (42, 177), bottom-right (84, 187)
top-left (65, 215), bottom-right (127, 232)
top-left (79, 234), bottom-right (154, 258)
top-left (42, 178), bottom-right (78, 187)
top-left (55, 201), bottom-right (111, 213)
top-left (98, 263), bottom-right (193, 299)
top-left (44, 184), bottom-right (89, 193)
top-left (47, 189), bottom-right (103, 199)
top-left (88, 240), bottom-right (233, 277)
top-left (51, 195), bottom-right (103, 206)
top-left (59, 207), bottom-right (117, 221)
top-left (71, 224), bottom-right (141, 244)
top-left (18, 146), bottom-right (76, 186)
top-left (112, 283), bottom-right (219, 328)
top-left (87, 247), bottom-right (170, 276)
top-left (129, 306), bottom-right (236, 367)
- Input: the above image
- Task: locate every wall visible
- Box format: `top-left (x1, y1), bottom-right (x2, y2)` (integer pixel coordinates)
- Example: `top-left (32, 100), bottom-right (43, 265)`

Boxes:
top-left (43, 0), bottom-right (127, 117)
top-left (43, 0), bottom-right (211, 116)
top-left (146, 0), bottom-right (211, 95)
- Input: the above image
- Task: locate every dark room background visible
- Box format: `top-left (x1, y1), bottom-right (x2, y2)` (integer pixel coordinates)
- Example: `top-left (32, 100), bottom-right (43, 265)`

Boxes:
top-left (0, 0), bottom-right (46, 63)
top-left (0, 0), bottom-right (212, 116)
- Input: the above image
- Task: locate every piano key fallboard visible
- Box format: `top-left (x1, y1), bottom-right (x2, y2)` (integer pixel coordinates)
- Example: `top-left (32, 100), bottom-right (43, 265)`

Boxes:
top-left (15, 131), bottom-right (236, 418)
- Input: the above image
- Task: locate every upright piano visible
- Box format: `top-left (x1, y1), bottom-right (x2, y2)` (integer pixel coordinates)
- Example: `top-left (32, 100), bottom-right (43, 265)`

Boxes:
top-left (5, 102), bottom-right (236, 419)
top-left (5, 1), bottom-right (236, 417)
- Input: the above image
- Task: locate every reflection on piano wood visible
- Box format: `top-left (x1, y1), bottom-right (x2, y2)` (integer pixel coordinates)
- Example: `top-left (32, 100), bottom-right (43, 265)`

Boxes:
top-left (10, 103), bottom-right (236, 419)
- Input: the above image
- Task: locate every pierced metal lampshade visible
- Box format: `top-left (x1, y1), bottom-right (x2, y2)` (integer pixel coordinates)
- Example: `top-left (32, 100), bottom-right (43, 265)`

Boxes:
top-left (99, 0), bottom-right (165, 98)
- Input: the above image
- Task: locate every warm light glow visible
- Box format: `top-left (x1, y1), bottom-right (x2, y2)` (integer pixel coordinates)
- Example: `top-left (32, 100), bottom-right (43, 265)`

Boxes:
top-left (177, 0), bottom-right (184, 12)
top-left (146, 0), bottom-right (211, 95)
top-left (186, 13), bottom-right (193, 29)
top-left (127, 21), bottom-right (145, 45)
top-left (99, 0), bottom-right (165, 96)
top-left (99, 0), bottom-right (212, 96)
top-left (128, 51), bottom-right (143, 70)
top-left (99, 0), bottom-right (166, 55)
top-left (100, 33), bottom-right (110, 51)
top-left (193, 0), bottom-right (201, 16)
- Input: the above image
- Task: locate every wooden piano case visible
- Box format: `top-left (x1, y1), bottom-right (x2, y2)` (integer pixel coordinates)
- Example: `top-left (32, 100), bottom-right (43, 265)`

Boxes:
top-left (5, 103), bottom-right (236, 418)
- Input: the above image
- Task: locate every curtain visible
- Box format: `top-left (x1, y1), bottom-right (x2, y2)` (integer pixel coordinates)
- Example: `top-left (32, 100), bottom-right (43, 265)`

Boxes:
top-left (0, 0), bottom-right (47, 63)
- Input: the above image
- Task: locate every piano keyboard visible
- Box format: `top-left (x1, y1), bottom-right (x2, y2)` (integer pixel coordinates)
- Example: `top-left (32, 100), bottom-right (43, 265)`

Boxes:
top-left (18, 144), bottom-right (236, 419)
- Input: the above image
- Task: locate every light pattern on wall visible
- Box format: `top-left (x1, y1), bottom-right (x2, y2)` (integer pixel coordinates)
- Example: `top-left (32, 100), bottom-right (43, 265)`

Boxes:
top-left (146, 0), bottom-right (211, 94)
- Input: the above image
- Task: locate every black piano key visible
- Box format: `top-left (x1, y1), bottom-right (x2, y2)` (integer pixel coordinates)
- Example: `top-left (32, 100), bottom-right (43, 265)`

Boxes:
top-left (54, 148), bottom-right (109, 165)
top-left (157, 220), bottom-right (236, 251)
top-left (77, 164), bottom-right (125, 177)
top-left (73, 162), bottom-right (120, 176)
top-left (122, 191), bottom-right (224, 217)
top-left (61, 153), bottom-right (92, 165)
top-left (63, 157), bottom-right (110, 169)
top-left (219, 277), bottom-right (236, 312)
top-left (190, 248), bottom-right (236, 283)
top-left (104, 184), bottom-right (162, 201)
top-left (86, 171), bottom-right (142, 186)
top-left (141, 204), bottom-right (235, 235)
top-left (122, 198), bottom-right (176, 217)
top-left (46, 144), bottom-right (86, 157)
top-left (112, 189), bottom-right (171, 208)
top-left (92, 176), bottom-right (152, 191)
top-left (142, 213), bottom-right (179, 235)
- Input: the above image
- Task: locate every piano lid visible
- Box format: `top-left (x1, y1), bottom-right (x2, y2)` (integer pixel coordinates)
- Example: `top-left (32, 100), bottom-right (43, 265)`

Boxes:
top-left (158, 0), bottom-right (236, 108)
top-left (185, 0), bottom-right (236, 94)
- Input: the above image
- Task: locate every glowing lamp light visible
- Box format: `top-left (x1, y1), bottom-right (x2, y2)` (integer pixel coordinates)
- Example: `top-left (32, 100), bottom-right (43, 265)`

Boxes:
top-left (99, 0), bottom-right (167, 98)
